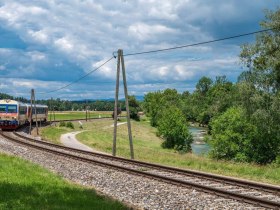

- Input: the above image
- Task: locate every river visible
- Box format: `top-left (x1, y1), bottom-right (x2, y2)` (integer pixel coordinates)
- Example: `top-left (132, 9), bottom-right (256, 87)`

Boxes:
top-left (189, 127), bottom-right (210, 156)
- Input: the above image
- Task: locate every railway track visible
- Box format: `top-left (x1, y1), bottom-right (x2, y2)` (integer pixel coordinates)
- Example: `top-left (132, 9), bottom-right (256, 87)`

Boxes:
top-left (1, 131), bottom-right (280, 209)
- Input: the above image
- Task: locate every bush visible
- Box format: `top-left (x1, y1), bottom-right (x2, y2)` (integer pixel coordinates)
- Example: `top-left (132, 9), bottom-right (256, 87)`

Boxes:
top-left (209, 107), bottom-right (257, 162)
top-left (59, 121), bottom-right (66, 127)
top-left (157, 106), bottom-right (193, 152)
top-left (66, 122), bottom-right (74, 129)
top-left (129, 107), bottom-right (140, 121)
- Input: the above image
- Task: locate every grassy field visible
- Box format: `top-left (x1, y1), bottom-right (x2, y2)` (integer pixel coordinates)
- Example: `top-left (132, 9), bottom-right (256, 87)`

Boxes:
top-left (40, 118), bottom-right (280, 185)
top-left (0, 153), bottom-right (128, 210)
top-left (48, 111), bottom-right (114, 121)
top-left (40, 125), bottom-right (73, 144)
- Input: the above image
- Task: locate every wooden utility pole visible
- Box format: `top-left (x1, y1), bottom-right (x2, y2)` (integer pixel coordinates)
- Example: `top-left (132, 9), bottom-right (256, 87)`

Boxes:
top-left (85, 100), bottom-right (88, 122)
top-left (112, 50), bottom-right (121, 157)
top-left (49, 97), bottom-right (53, 124)
top-left (29, 90), bottom-right (33, 135)
top-left (112, 49), bottom-right (134, 159)
top-left (29, 89), bottom-right (38, 135)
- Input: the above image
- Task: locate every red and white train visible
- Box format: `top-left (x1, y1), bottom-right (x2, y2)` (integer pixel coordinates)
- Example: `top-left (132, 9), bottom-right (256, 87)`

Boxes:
top-left (0, 99), bottom-right (48, 130)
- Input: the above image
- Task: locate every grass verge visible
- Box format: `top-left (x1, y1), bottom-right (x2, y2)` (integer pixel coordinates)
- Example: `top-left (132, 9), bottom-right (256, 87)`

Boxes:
top-left (0, 153), bottom-right (128, 210)
top-left (48, 111), bottom-right (114, 121)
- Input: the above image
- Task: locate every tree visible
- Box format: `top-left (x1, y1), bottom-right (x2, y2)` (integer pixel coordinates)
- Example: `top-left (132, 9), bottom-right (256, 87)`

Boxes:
top-left (238, 8), bottom-right (280, 163)
top-left (143, 91), bottom-right (162, 126)
top-left (209, 107), bottom-right (257, 162)
top-left (196, 76), bottom-right (213, 95)
top-left (157, 106), bottom-right (193, 152)
top-left (128, 95), bottom-right (141, 121)
top-left (207, 76), bottom-right (236, 119)
top-left (240, 9), bottom-right (280, 93)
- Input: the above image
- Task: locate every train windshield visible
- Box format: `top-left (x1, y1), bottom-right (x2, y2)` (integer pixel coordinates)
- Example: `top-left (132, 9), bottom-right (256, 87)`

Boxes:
top-left (0, 105), bottom-right (6, 113)
top-left (7, 105), bottom-right (17, 113)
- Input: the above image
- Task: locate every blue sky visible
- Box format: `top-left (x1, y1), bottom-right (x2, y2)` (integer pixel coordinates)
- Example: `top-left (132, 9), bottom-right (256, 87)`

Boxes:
top-left (0, 0), bottom-right (279, 100)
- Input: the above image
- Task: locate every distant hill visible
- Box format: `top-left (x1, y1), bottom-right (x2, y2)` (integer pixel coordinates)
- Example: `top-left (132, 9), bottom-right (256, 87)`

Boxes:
top-left (72, 95), bottom-right (144, 103)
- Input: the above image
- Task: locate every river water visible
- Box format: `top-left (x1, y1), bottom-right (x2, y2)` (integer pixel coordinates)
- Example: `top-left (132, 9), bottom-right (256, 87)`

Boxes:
top-left (189, 127), bottom-right (210, 156)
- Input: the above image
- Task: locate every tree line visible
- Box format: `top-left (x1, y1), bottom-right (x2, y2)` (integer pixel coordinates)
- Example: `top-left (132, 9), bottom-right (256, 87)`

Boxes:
top-left (142, 9), bottom-right (280, 164)
top-left (0, 94), bottom-right (125, 112)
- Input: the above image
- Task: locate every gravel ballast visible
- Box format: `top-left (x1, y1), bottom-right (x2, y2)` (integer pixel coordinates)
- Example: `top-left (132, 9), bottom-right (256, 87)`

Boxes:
top-left (0, 137), bottom-right (266, 209)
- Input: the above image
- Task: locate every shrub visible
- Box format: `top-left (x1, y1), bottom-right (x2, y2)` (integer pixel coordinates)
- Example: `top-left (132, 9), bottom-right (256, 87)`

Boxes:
top-left (209, 107), bottom-right (257, 162)
top-left (157, 106), bottom-right (193, 152)
top-left (59, 121), bottom-right (66, 127)
top-left (66, 122), bottom-right (74, 129)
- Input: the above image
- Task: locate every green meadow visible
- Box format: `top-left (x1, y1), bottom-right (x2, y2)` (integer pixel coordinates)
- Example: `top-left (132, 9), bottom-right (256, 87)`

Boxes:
top-left (48, 111), bottom-right (113, 121)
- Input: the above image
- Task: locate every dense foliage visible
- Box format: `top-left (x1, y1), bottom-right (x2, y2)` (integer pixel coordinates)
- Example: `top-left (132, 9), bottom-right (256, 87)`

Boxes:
top-left (128, 95), bottom-right (141, 121)
top-left (158, 106), bottom-right (193, 152)
top-left (209, 107), bottom-right (257, 162)
top-left (142, 9), bottom-right (280, 164)
top-left (143, 89), bottom-right (193, 152)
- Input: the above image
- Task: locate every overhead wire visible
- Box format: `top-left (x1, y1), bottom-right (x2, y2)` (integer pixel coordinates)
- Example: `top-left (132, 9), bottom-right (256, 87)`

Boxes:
top-left (15, 27), bottom-right (275, 98)
top-left (38, 56), bottom-right (115, 95)
top-left (122, 28), bottom-right (274, 57)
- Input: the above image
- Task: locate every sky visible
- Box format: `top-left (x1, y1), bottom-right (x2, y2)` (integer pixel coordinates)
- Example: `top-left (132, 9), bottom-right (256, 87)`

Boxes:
top-left (0, 0), bottom-right (279, 100)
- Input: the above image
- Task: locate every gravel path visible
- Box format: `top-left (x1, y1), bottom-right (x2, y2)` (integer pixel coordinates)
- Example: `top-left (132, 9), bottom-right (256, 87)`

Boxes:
top-left (60, 131), bottom-right (94, 152)
top-left (104, 122), bottom-right (127, 129)
top-left (0, 137), bottom-right (266, 210)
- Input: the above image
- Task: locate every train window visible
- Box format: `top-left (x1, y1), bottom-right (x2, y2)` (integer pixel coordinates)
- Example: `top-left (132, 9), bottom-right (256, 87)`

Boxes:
top-left (7, 105), bottom-right (17, 113)
top-left (0, 105), bottom-right (6, 113)
top-left (19, 106), bottom-right (26, 115)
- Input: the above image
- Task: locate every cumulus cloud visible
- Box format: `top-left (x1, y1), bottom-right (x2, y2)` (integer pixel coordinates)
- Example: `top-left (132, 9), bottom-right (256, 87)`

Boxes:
top-left (0, 0), bottom-right (278, 99)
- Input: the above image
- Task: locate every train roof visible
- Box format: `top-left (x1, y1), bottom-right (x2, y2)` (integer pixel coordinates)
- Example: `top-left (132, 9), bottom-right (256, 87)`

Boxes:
top-left (0, 99), bottom-right (48, 108)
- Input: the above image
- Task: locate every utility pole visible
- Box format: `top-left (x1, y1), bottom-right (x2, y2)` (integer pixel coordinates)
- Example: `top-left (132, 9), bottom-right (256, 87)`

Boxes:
top-left (85, 100), bottom-right (88, 122)
top-left (53, 106), bottom-right (56, 122)
top-left (29, 90), bottom-right (33, 135)
top-left (50, 97), bottom-right (53, 124)
top-left (112, 50), bottom-right (121, 157)
top-left (29, 89), bottom-right (38, 135)
top-left (33, 89), bottom-right (39, 135)
top-left (112, 49), bottom-right (134, 159)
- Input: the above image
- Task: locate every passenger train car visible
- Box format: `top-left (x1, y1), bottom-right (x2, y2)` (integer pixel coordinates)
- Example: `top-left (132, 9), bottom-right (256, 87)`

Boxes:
top-left (0, 99), bottom-right (48, 129)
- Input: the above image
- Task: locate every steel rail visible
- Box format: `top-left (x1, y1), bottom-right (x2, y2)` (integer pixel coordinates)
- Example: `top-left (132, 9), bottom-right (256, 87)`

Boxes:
top-left (13, 131), bottom-right (280, 194)
top-left (1, 131), bottom-right (280, 209)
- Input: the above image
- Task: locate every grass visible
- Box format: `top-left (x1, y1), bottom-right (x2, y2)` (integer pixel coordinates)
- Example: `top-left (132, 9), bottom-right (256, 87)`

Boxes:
top-left (48, 111), bottom-right (113, 121)
top-left (0, 153), bottom-right (128, 210)
top-left (41, 118), bottom-right (280, 185)
top-left (40, 126), bottom-right (72, 144)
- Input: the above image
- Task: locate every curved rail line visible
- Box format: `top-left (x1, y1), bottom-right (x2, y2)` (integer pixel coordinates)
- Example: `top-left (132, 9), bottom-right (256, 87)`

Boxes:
top-left (1, 131), bottom-right (280, 209)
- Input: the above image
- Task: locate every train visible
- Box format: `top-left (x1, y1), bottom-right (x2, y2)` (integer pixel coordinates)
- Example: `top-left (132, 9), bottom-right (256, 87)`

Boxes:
top-left (0, 99), bottom-right (48, 130)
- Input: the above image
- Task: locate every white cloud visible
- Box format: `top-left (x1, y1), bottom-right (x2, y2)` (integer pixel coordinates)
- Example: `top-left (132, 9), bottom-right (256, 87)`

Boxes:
top-left (54, 37), bottom-right (74, 52)
top-left (27, 51), bottom-right (47, 61)
top-left (28, 30), bottom-right (49, 43)
top-left (128, 22), bottom-right (177, 41)
top-left (0, 0), bottom-right (276, 99)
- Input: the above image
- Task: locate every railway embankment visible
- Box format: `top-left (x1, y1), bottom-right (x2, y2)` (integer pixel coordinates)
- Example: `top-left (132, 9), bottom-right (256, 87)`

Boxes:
top-left (38, 119), bottom-right (280, 185)
top-left (2, 132), bottom-right (280, 209)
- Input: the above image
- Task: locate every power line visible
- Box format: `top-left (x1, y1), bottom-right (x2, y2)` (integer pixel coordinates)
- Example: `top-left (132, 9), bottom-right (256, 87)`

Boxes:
top-left (123, 28), bottom-right (273, 57)
top-left (38, 56), bottom-right (115, 94)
